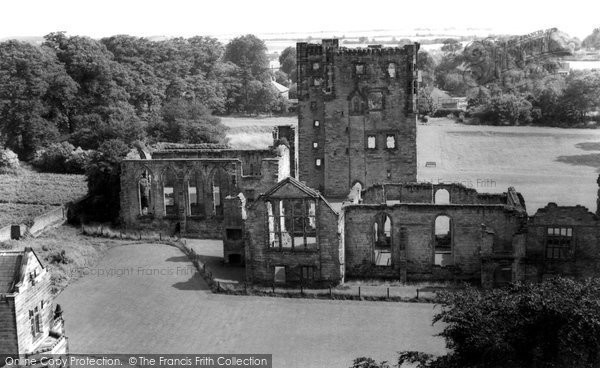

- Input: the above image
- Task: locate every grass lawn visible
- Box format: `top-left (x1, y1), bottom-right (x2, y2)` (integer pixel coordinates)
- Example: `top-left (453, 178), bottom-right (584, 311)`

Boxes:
top-left (222, 116), bottom-right (600, 214)
top-left (2, 225), bottom-right (126, 294)
top-left (56, 243), bottom-right (445, 367)
top-left (0, 203), bottom-right (59, 227)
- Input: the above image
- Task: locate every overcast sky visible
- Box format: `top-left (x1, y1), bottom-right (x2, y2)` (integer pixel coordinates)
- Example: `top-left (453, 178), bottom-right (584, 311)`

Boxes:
top-left (0, 0), bottom-right (598, 40)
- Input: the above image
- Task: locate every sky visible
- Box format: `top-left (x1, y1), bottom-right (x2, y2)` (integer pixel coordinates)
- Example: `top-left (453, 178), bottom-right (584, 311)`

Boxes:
top-left (0, 0), bottom-right (598, 40)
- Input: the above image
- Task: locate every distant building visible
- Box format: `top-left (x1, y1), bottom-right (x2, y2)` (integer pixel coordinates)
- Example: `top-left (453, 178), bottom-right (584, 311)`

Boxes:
top-left (0, 248), bottom-right (68, 359)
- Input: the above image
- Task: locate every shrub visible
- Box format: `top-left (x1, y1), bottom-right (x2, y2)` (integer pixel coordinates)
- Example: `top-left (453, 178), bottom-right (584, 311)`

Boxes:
top-left (32, 142), bottom-right (91, 174)
top-left (0, 148), bottom-right (20, 174)
top-left (361, 278), bottom-right (600, 368)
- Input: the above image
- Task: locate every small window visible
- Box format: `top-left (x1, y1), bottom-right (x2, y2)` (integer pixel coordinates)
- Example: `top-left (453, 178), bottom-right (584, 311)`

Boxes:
top-left (368, 91), bottom-right (384, 110)
top-left (310, 101), bottom-right (317, 110)
top-left (355, 63), bottom-right (365, 75)
top-left (546, 227), bottom-right (573, 259)
top-left (226, 228), bottom-right (243, 241)
top-left (315, 158), bottom-right (322, 167)
top-left (367, 135), bottom-right (376, 149)
top-left (350, 95), bottom-right (363, 115)
top-left (386, 169), bottom-right (391, 179)
top-left (387, 63), bottom-right (396, 78)
top-left (313, 78), bottom-right (322, 86)
top-left (313, 120), bottom-right (320, 127)
top-left (274, 266), bottom-right (286, 283)
top-left (313, 142), bottom-right (318, 149)
top-left (312, 62), bottom-right (320, 70)
top-left (301, 266), bottom-right (315, 281)
top-left (386, 134), bottom-right (396, 149)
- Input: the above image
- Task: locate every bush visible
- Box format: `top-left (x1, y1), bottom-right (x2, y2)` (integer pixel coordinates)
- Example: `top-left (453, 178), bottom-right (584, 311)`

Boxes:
top-left (0, 148), bottom-right (20, 174)
top-left (363, 278), bottom-right (600, 368)
top-left (32, 142), bottom-right (91, 174)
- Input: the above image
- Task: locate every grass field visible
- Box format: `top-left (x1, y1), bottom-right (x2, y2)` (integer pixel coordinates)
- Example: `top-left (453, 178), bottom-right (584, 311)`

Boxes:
top-left (0, 203), bottom-right (59, 227)
top-left (0, 169), bottom-right (87, 205)
top-left (56, 243), bottom-right (444, 367)
top-left (0, 168), bottom-right (87, 227)
top-left (222, 116), bottom-right (600, 214)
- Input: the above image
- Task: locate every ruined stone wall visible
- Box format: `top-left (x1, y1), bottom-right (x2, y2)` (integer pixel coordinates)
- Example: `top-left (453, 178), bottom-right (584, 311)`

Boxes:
top-left (522, 203), bottom-right (600, 281)
top-left (362, 183), bottom-right (508, 205)
top-left (120, 157), bottom-right (280, 238)
top-left (297, 40), bottom-right (419, 197)
top-left (245, 197), bottom-right (341, 285)
top-left (343, 204), bottom-right (524, 281)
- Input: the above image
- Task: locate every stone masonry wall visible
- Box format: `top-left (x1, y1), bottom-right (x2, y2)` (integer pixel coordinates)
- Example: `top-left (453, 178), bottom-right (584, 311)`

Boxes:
top-left (245, 196), bottom-right (341, 285)
top-left (297, 40), bottom-right (419, 197)
top-left (343, 204), bottom-right (524, 281)
top-left (120, 157), bottom-right (281, 238)
top-left (522, 203), bottom-right (600, 281)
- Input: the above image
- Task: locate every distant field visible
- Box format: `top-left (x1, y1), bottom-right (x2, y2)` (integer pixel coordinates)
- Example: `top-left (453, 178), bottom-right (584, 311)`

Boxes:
top-left (223, 116), bottom-right (296, 150)
top-left (0, 169), bottom-right (87, 227)
top-left (221, 116), bottom-right (600, 214)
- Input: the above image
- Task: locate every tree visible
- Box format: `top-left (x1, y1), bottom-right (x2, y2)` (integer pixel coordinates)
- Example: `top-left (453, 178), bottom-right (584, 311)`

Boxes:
top-left (557, 70), bottom-right (600, 125)
top-left (582, 28), bottom-right (600, 49)
top-left (148, 98), bottom-right (228, 144)
top-left (223, 34), bottom-right (269, 81)
top-left (278, 46), bottom-right (296, 82)
top-left (0, 40), bottom-right (77, 159)
top-left (357, 278), bottom-right (600, 368)
top-left (85, 139), bottom-right (130, 222)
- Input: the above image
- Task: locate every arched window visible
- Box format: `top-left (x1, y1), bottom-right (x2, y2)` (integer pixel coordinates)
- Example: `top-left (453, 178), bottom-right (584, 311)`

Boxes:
top-left (211, 167), bottom-right (231, 217)
top-left (434, 189), bottom-right (450, 204)
top-left (387, 63), bottom-right (396, 78)
top-left (373, 213), bottom-right (392, 266)
top-left (162, 168), bottom-right (177, 216)
top-left (350, 95), bottom-right (363, 114)
top-left (138, 169), bottom-right (152, 215)
top-left (434, 215), bottom-right (452, 266)
top-left (187, 170), bottom-right (204, 216)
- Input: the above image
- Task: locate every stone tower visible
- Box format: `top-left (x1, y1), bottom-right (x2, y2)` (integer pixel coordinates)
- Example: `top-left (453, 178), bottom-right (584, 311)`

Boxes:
top-left (296, 39), bottom-right (419, 197)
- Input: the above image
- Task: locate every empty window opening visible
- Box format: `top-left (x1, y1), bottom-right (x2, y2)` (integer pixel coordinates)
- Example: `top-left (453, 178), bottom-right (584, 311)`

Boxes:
top-left (314, 120), bottom-right (320, 127)
top-left (386, 134), bottom-right (396, 149)
top-left (138, 169), bottom-right (152, 215)
top-left (315, 158), bottom-right (322, 167)
top-left (373, 213), bottom-right (392, 266)
top-left (267, 199), bottom-right (317, 250)
top-left (274, 266), bottom-right (286, 283)
top-left (434, 215), bottom-right (452, 266)
top-left (546, 227), bottom-right (573, 259)
top-left (313, 141), bottom-right (318, 149)
top-left (188, 171), bottom-right (204, 216)
top-left (368, 91), bottom-right (383, 110)
top-left (493, 265), bottom-right (512, 287)
top-left (367, 135), bottom-right (376, 149)
top-left (351, 95), bottom-right (363, 114)
top-left (434, 189), bottom-right (450, 204)
top-left (355, 63), bottom-right (365, 75)
top-left (226, 228), bottom-right (243, 241)
top-left (387, 63), bottom-right (396, 78)
top-left (228, 254), bottom-right (242, 264)
top-left (312, 62), bottom-right (320, 70)
top-left (162, 168), bottom-right (177, 216)
top-left (212, 168), bottom-right (231, 217)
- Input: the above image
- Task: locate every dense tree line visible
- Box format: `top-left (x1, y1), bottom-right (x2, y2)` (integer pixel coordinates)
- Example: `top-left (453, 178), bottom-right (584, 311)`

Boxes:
top-left (420, 30), bottom-right (600, 127)
top-left (0, 33), bottom-right (288, 161)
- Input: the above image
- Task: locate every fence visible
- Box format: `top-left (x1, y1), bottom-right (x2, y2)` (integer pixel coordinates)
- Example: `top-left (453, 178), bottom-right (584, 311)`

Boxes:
top-left (81, 223), bottom-right (182, 243)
